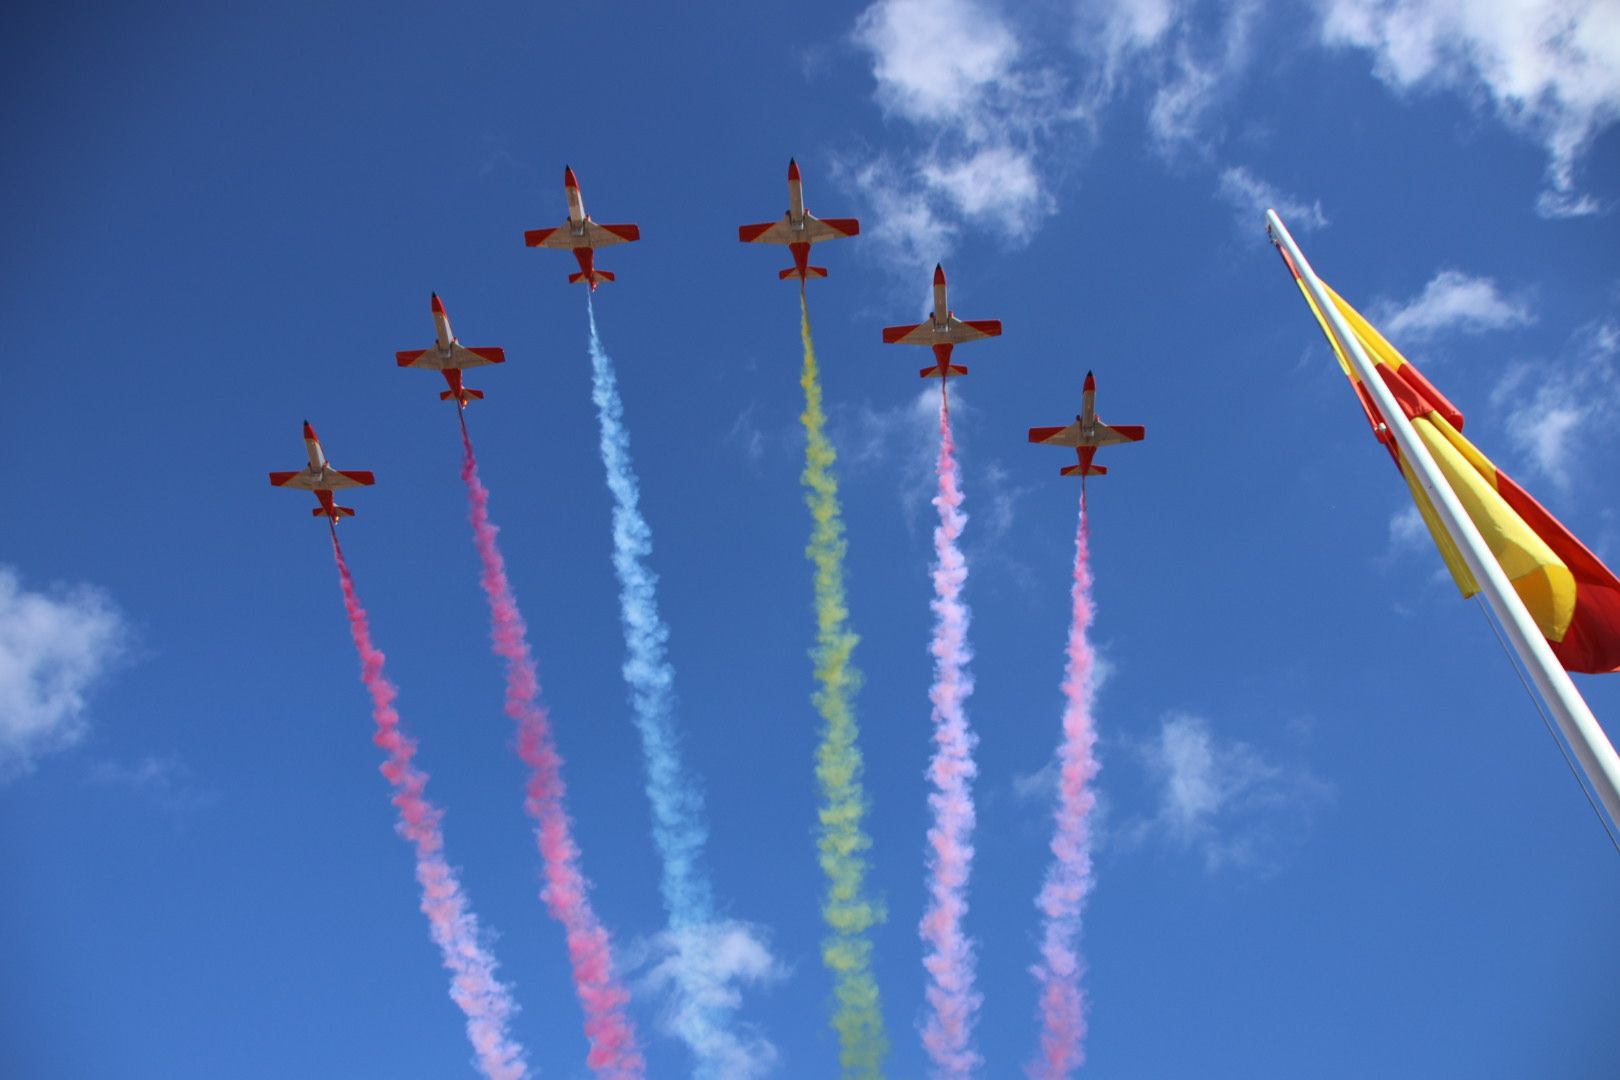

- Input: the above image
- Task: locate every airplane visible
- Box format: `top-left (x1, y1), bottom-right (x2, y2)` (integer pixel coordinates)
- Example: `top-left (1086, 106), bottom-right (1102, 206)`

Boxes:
top-left (522, 166), bottom-right (640, 290)
top-left (881, 264), bottom-right (1002, 379)
top-left (394, 293), bottom-right (506, 406)
top-left (268, 421), bottom-right (375, 522)
top-left (737, 158), bottom-right (860, 281)
top-left (1027, 372), bottom-right (1145, 479)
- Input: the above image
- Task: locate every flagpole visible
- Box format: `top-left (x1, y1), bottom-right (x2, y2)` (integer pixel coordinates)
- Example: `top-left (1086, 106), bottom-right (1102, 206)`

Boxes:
top-left (1266, 210), bottom-right (1620, 835)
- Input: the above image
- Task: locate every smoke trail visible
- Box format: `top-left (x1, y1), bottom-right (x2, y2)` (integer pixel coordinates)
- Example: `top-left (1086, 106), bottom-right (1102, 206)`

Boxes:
top-left (458, 422), bottom-right (645, 1079)
top-left (798, 292), bottom-right (889, 1078)
top-left (584, 300), bottom-right (776, 1076)
top-left (1028, 495), bottom-right (1101, 1079)
top-left (920, 390), bottom-right (981, 1077)
top-left (328, 528), bottom-right (528, 1080)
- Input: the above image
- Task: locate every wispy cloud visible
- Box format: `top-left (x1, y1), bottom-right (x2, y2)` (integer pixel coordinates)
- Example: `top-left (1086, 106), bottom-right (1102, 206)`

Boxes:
top-left (1316, 0), bottom-right (1620, 214)
top-left (1125, 713), bottom-right (1332, 872)
top-left (1493, 317), bottom-right (1620, 490)
top-left (1217, 165), bottom-right (1330, 236)
top-left (0, 567), bottom-right (127, 781)
top-left (849, 0), bottom-right (1071, 270)
top-left (88, 754), bottom-right (215, 812)
top-left (630, 920), bottom-right (787, 1080)
top-left (1375, 270), bottom-right (1535, 343)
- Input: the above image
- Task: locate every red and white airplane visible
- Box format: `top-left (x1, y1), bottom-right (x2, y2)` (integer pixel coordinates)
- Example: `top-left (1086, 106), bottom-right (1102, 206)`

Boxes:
top-left (738, 158), bottom-right (861, 281)
top-left (268, 422), bottom-right (375, 522)
top-left (523, 166), bottom-right (640, 290)
top-left (1028, 372), bottom-right (1145, 479)
top-left (881, 264), bottom-right (1002, 379)
top-left (394, 293), bottom-right (506, 406)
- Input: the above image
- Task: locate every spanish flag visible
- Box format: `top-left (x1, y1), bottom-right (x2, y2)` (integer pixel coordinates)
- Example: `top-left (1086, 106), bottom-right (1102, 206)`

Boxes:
top-left (1279, 248), bottom-right (1620, 674)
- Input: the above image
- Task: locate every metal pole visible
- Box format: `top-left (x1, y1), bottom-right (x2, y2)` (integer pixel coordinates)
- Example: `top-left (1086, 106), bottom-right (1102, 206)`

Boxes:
top-left (1266, 209), bottom-right (1620, 833)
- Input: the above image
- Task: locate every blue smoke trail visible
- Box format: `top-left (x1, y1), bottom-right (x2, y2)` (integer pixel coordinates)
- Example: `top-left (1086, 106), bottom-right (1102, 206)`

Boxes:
top-left (584, 299), bottom-right (775, 1077)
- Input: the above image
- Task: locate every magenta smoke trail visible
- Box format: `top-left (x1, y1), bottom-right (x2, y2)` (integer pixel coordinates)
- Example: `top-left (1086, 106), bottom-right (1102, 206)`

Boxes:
top-left (457, 422), bottom-right (645, 1079)
top-left (920, 389), bottom-right (982, 1077)
top-left (328, 528), bottom-right (528, 1080)
top-left (1028, 494), bottom-right (1101, 1079)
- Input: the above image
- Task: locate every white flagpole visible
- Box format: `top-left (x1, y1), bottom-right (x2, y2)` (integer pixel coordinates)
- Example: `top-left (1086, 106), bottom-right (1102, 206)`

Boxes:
top-left (1266, 209), bottom-right (1620, 834)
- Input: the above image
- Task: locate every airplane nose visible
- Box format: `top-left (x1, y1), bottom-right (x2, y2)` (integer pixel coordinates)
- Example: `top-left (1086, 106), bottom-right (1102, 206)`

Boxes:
top-left (933, 263), bottom-right (946, 285)
top-left (1083, 371), bottom-right (1096, 391)
top-left (303, 420), bottom-right (316, 439)
top-left (787, 158), bottom-right (801, 181)
top-left (431, 292), bottom-right (446, 314)
top-left (563, 165), bottom-right (578, 187)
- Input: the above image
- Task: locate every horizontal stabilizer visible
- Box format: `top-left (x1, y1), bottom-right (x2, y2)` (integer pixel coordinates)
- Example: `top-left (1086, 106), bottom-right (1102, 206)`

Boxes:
top-left (921, 364), bottom-right (968, 379)
top-left (569, 269), bottom-right (616, 285)
top-left (315, 505), bottom-right (357, 518)
top-left (780, 265), bottom-right (829, 280)
top-left (1060, 464), bottom-right (1107, 477)
top-left (440, 387), bottom-right (485, 402)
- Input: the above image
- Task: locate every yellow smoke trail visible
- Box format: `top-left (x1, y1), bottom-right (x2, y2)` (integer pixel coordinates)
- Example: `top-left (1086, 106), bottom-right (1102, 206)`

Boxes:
top-left (799, 293), bottom-right (889, 1078)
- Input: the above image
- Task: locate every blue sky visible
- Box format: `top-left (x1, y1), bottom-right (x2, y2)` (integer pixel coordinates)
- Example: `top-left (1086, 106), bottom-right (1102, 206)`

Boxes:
top-left (3, 1), bottom-right (1619, 1076)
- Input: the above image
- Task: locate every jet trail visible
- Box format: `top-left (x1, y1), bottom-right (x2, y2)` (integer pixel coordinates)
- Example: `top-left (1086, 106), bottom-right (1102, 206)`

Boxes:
top-left (920, 390), bottom-right (981, 1077)
top-left (329, 528), bottom-right (528, 1080)
top-left (799, 293), bottom-right (889, 1078)
top-left (458, 423), bottom-right (645, 1079)
top-left (1028, 495), bottom-right (1102, 1078)
top-left (584, 300), bottom-right (774, 1077)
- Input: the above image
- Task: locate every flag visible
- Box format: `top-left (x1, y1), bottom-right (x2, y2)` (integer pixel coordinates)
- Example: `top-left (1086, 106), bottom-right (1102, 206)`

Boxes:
top-left (1278, 247), bottom-right (1620, 675)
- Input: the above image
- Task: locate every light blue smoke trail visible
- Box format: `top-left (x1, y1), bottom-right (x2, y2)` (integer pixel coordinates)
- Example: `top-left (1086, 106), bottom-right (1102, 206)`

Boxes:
top-left (585, 300), bottom-right (774, 1078)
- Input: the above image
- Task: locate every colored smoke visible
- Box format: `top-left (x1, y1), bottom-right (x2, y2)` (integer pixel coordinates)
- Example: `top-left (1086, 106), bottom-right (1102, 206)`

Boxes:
top-left (799, 293), bottom-right (890, 1078)
top-left (1028, 497), bottom-right (1102, 1078)
top-left (585, 300), bottom-right (778, 1077)
top-left (329, 529), bottom-right (528, 1080)
top-left (458, 426), bottom-right (645, 1079)
top-left (920, 391), bottom-right (982, 1077)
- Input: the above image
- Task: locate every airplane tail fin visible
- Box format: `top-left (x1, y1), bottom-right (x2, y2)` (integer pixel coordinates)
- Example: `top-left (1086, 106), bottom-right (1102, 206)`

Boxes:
top-left (1060, 464), bottom-right (1107, 478)
top-left (780, 265), bottom-right (829, 280)
top-left (569, 269), bottom-right (616, 286)
top-left (921, 364), bottom-right (969, 379)
top-left (315, 505), bottom-right (358, 518)
top-left (440, 388), bottom-right (485, 402)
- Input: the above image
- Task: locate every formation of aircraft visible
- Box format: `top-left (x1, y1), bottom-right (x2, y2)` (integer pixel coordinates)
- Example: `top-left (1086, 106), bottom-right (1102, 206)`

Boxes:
top-left (523, 166), bottom-right (641, 290)
top-left (394, 293), bottom-right (506, 406)
top-left (1028, 372), bottom-right (1145, 481)
top-left (274, 163), bottom-right (1146, 521)
top-left (882, 264), bottom-right (1003, 379)
top-left (738, 158), bottom-right (861, 281)
top-left (268, 422), bottom-right (375, 523)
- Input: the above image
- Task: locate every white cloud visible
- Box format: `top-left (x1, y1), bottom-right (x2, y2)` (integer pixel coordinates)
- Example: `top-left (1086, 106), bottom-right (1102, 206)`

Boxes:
top-left (630, 920), bottom-right (787, 1079)
top-left (1376, 270), bottom-right (1535, 342)
top-left (89, 754), bottom-right (214, 811)
top-left (1217, 165), bottom-right (1330, 235)
top-left (0, 567), bottom-right (127, 781)
top-left (1130, 713), bottom-right (1331, 872)
top-left (1317, 0), bottom-right (1620, 211)
top-left (850, 0), bottom-right (1073, 268)
top-left (1388, 504), bottom-right (1429, 552)
top-left (1493, 318), bottom-right (1620, 489)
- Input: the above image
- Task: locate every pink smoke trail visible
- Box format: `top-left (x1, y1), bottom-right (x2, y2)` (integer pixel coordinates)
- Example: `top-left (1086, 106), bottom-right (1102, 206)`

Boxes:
top-left (920, 388), bottom-right (982, 1077)
top-left (457, 421), bottom-right (645, 1079)
top-left (329, 528), bottom-right (528, 1080)
top-left (1027, 493), bottom-right (1101, 1079)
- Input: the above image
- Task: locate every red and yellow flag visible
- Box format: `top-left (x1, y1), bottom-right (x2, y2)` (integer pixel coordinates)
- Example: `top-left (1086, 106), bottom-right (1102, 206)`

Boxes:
top-left (1280, 249), bottom-right (1620, 674)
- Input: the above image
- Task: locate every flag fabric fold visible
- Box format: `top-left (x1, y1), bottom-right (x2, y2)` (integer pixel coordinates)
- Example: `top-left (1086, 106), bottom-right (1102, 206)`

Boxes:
top-left (1280, 249), bottom-right (1620, 674)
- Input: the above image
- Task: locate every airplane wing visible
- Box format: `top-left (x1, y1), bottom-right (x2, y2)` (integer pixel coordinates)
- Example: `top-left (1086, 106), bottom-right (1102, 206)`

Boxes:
top-left (1094, 422), bottom-right (1145, 447)
top-left (740, 214), bottom-right (860, 245)
top-left (528, 221), bottom-right (640, 249)
top-left (883, 317), bottom-right (1002, 346)
top-left (1028, 425), bottom-right (1077, 446)
top-left (395, 346), bottom-right (506, 371)
top-left (268, 469), bottom-right (374, 491)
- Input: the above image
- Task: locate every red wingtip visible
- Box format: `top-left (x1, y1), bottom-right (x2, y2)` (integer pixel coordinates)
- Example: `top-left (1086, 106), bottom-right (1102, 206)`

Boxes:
top-left (302, 420), bottom-right (316, 440)
top-left (563, 165), bottom-right (578, 188)
top-left (1084, 371), bottom-right (1096, 392)
top-left (933, 263), bottom-right (946, 285)
top-left (431, 292), bottom-right (446, 315)
top-left (787, 158), bottom-right (801, 181)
